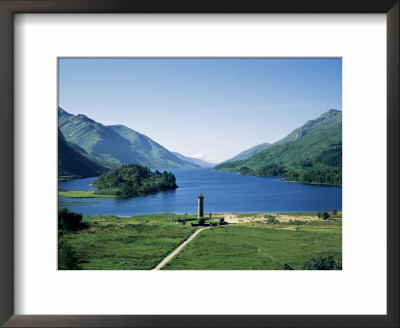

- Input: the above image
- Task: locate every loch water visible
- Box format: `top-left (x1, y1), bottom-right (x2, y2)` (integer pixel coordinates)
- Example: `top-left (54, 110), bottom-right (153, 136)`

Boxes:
top-left (58, 168), bottom-right (342, 217)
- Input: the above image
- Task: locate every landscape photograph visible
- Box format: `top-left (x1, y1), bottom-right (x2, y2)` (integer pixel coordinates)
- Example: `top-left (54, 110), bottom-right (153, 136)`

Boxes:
top-left (58, 58), bottom-right (342, 270)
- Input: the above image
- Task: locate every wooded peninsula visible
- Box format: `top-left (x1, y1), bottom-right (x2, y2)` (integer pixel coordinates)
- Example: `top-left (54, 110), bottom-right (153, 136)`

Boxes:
top-left (92, 164), bottom-right (178, 197)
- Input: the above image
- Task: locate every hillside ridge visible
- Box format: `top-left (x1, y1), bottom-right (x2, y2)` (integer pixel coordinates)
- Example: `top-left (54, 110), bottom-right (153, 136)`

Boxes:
top-left (58, 107), bottom-right (198, 169)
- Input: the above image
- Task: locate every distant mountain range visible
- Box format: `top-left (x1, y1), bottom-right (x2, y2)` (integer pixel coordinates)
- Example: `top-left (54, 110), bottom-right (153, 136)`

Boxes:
top-left (171, 152), bottom-right (214, 168)
top-left (214, 109), bottom-right (342, 185)
top-left (58, 107), bottom-right (198, 179)
top-left (58, 107), bottom-right (342, 185)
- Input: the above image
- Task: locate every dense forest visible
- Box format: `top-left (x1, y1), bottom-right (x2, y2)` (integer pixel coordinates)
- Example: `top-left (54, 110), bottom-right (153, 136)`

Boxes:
top-left (93, 164), bottom-right (178, 197)
top-left (237, 163), bottom-right (341, 186)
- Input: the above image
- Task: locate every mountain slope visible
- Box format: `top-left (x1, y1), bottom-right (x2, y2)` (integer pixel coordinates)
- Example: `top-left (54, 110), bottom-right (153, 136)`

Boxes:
top-left (243, 123), bottom-right (341, 169)
top-left (214, 109), bottom-right (342, 185)
top-left (274, 109), bottom-right (341, 145)
top-left (58, 129), bottom-right (109, 180)
top-left (221, 109), bottom-right (341, 164)
top-left (225, 142), bottom-right (271, 162)
top-left (171, 152), bottom-right (214, 168)
top-left (59, 108), bottom-right (132, 166)
top-left (109, 125), bottom-right (199, 168)
top-left (58, 107), bottom-right (197, 169)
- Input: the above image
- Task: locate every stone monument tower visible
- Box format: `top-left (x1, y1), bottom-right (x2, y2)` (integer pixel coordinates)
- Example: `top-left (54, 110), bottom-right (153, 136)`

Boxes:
top-left (198, 193), bottom-right (204, 218)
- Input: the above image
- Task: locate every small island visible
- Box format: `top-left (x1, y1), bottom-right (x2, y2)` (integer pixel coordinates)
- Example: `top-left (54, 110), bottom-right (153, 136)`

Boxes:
top-left (59, 164), bottom-right (178, 198)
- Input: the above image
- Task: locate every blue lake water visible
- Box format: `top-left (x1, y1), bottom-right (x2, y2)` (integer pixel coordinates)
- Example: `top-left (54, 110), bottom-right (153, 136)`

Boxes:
top-left (58, 168), bottom-right (342, 217)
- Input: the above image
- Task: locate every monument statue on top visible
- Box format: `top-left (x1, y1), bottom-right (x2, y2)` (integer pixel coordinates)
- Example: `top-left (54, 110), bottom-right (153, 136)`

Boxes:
top-left (198, 193), bottom-right (204, 219)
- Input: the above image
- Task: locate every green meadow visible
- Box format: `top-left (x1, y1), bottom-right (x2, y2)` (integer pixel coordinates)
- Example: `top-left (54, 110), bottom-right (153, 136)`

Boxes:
top-left (163, 219), bottom-right (342, 270)
top-left (59, 212), bottom-right (341, 270)
top-left (58, 190), bottom-right (118, 198)
top-left (59, 214), bottom-right (198, 269)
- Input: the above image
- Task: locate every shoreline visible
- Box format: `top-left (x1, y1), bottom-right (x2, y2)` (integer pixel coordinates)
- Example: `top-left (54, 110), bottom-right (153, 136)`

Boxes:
top-left (214, 169), bottom-right (342, 187)
top-left (59, 187), bottom-right (178, 199)
top-left (56, 209), bottom-right (342, 223)
top-left (58, 190), bottom-right (118, 198)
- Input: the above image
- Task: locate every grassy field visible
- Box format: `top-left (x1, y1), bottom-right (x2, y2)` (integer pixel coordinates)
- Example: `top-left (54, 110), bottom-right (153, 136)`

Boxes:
top-left (58, 175), bottom-right (80, 182)
top-left (58, 190), bottom-right (118, 198)
top-left (162, 219), bottom-right (342, 270)
top-left (59, 214), bottom-right (198, 269)
top-left (59, 212), bottom-right (342, 270)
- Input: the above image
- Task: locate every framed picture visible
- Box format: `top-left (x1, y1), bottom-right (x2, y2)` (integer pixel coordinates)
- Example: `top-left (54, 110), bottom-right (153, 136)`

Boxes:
top-left (0, 0), bottom-right (398, 327)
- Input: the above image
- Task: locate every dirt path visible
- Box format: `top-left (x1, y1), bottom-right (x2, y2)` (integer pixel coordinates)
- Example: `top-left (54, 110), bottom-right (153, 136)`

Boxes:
top-left (152, 227), bottom-right (210, 270)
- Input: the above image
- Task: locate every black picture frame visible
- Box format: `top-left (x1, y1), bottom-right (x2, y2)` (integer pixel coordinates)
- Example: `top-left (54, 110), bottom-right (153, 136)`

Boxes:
top-left (0, 1), bottom-right (398, 327)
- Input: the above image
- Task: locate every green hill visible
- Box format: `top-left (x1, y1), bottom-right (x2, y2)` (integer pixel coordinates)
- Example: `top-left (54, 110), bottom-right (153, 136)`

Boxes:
top-left (109, 125), bottom-right (199, 169)
top-left (274, 109), bottom-right (342, 145)
top-left (224, 142), bottom-right (271, 162)
top-left (58, 129), bottom-right (109, 180)
top-left (58, 107), bottom-right (197, 169)
top-left (214, 110), bottom-right (342, 186)
top-left (221, 110), bottom-right (341, 164)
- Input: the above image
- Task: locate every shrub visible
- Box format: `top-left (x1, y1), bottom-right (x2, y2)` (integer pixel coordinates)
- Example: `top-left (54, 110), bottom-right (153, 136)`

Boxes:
top-left (332, 209), bottom-right (338, 215)
top-left (219, 218), bottom-right (225, 223)
top-left (284, 263), bottom-right (294, 270)
top-left (58, 208), bottom-right (83, 231)
top-left (58, 240), bottom-right (80, 270)
top-left (264, 214), bottom-right (276, 220)
top-left (322, 212), bottom-right (330, 220)
top-left (294, 220), bottom-right (306, 225)
top-left (317, 211), bottom-right (330, 220)
top-left (302, 255), bottom-right (341, 270)
top-left (267, 217), bottom-right (280, 224)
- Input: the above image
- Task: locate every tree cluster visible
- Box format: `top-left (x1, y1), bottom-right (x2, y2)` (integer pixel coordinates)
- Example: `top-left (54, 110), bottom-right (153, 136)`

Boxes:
top-left (93, 164), bottom-right (178, 197)
top-left (58, 207), bottom-right (83, 231)
top-left (236, 163), bottom-right (342, 186)
top-left (256, 163), bottom-right (286, 177)
top-left (238, 166), bottom-right (254, 175)
top-left (284, 255), bottom-right (341, 270)
top-left (302, 255), bottom-right (342, 270)
top-left (58, 240), bottom-right (81, 270)
top-left (284, 168), bottom-right (341, 185)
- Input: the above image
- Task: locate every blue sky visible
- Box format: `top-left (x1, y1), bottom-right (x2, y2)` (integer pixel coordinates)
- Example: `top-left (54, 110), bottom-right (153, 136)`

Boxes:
top-left (59, 58), bottom-right (341, 163)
